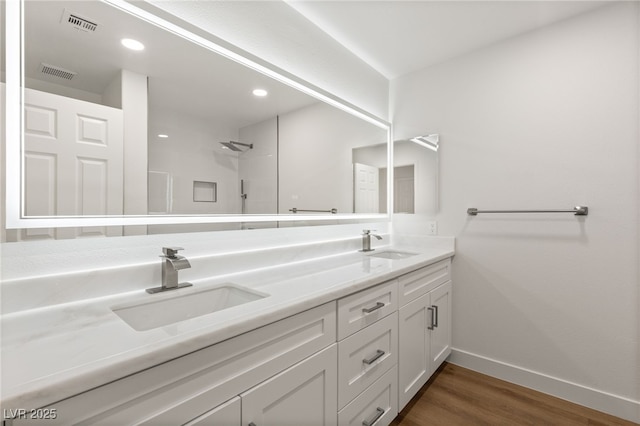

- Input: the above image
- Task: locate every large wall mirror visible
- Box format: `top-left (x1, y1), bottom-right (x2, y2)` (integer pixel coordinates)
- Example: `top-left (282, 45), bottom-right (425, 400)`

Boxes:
top-left (2, 0), bottom-right (390, 237)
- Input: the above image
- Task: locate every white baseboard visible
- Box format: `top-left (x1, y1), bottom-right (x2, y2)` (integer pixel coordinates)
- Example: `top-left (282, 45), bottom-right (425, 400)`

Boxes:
top-left (448, 348), bottom-right (640, 424)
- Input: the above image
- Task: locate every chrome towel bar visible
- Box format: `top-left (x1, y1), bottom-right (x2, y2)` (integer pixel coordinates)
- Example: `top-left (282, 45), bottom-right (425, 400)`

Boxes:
top-left (289, 208), bottom-right (338, 214)
top-left (467, 206), bottom-right (588, 216)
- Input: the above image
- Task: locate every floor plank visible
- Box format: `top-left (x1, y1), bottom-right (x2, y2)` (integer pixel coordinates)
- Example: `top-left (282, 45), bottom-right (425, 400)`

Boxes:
top-left (391, 363), bottom-right (638, 426)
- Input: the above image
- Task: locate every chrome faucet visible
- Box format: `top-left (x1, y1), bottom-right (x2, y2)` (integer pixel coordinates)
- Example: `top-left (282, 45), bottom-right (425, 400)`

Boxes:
top-left (146, 247), bottom-right (193, 294)
top-left (359, 229), bottom-right (382, 252)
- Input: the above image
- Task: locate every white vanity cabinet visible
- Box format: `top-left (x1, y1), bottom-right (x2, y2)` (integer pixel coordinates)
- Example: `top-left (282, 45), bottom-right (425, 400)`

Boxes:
top-left (183, 343), bottom-right (338, 426)
top-left (184, 397), bottom-right (241, 425)
top-left (13, 303), bottom-right (336, 426)
top-left (397, 259), bottom-right (452, 410)
top-left (7, 256), bottom-right (454, 426)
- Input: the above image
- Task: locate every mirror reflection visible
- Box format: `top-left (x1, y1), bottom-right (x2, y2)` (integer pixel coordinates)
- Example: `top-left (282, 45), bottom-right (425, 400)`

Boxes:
top-left (393, 135), bottom-right (439, 215)
top-left (14, 1), bottom-right (388, 229)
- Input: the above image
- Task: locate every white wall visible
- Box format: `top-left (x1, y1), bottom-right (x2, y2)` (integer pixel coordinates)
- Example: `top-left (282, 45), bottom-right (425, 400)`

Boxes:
top-left (146, 107), bottom-right (244, 234)
top-left (25, 77), bottom-right (102, 104)
top-left (147, 0), bottom-right (389, 121)
top-left (278, 102), bottom-right (387, 215)
top-left (148, 107), bottom-right (241, 216)
top-left (239, 117), bottom-right (278, 215)
top-left (391, 3), bottom-right (639, 421)
top-left (394, 142), bottom-right (438, 215)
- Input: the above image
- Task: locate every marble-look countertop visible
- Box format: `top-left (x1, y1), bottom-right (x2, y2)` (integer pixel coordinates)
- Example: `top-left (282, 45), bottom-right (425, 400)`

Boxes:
top-left (1, 242), bottom-right (453, 410)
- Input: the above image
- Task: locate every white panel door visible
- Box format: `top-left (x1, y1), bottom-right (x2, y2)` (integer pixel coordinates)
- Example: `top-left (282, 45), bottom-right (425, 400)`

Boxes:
top-left (241, 344), bottom-right (338, 426)
top-left (354, 163), bottom-right (379, 213)
top-left (398, 292), bottom-right (430, 410)
top-left (23, 88), bottom-right (123, 239)
top-left (429, 281), bottom-right (452, 373)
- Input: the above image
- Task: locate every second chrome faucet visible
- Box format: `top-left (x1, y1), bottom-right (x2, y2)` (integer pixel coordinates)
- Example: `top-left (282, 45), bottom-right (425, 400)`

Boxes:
top-left (146, 247), bottom-right (193, 294)
top-left (360, 229), bottom-right (382, 252)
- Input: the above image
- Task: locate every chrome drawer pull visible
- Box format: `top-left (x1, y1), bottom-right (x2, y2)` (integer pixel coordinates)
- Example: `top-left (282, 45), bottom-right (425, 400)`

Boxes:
top-left (362, 407), bottom-right (385, 426)
top-left (363, 349), bottom-right (385, 365)
top-left (427, 306), bottom-right (435, 330)
top-left (362, 302), bottom-right (385, 313)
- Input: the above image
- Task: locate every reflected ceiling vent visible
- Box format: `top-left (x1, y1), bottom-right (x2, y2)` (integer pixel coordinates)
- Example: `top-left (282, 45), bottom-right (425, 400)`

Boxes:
top-left (61, 9), bottom-right (99, 33)
top-left (39, 63), bottom-right (77, 81)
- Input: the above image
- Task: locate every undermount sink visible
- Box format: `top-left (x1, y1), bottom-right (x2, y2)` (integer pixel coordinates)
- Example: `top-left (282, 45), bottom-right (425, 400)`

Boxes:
top-left (112, 284), bottom-right (268, 331)
top-left (367, 250), bottom-right (418, 260)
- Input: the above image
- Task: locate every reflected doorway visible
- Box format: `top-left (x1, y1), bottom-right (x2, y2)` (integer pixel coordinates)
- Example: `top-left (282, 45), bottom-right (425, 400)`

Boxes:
top-left (379, 165), bottom-right (415, 214)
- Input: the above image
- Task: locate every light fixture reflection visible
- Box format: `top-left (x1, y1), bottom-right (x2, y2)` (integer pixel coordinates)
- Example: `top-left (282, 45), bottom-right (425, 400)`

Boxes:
top-left (409, 134), bottom-right (439, 152)
top-left (252, 88), bottom-right (268, 97)
top-left (121, 38), bottom-right (145, 51)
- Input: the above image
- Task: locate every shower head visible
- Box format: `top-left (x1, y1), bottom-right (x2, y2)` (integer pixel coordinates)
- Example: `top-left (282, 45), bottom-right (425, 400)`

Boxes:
top-left (219, 141), bottom-right (253, 152)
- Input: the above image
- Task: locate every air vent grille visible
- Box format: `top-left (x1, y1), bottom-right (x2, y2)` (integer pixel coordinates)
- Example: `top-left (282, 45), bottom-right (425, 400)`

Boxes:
top-left (61, 9), bottom-right (99, 32)
top-left (39, 63), bottom-right (77, 80)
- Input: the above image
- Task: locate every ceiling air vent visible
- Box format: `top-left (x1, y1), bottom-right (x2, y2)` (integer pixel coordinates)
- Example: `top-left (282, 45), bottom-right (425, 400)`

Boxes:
top-left (61, 9), bottom-right (99, 33)
top-left (39, 63), bottom-right (77, 81)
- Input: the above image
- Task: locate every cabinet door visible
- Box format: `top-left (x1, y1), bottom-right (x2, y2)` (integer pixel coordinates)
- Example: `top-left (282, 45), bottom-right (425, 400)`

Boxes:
top-left (429, 281), bottom-right (452, 373)
top-left (241, 344), bottom-right (337, 426)
top-left (397, 293), bottom-right (430, 410)
top-left (185, 396), bottom-right (241, 426)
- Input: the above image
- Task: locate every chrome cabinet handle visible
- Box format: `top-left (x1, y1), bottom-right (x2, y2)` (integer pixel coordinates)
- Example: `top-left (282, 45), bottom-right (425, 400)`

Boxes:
top-left (427, 306), bottom-right (435, 330)
top-left (363, 349), bottom-right (385, 365)
top-left (432, 305), bottom-right (439, 328)
top-left (362, 407), bottom-right (385, 426)
top-left (362, 302), bottom-right (385, 314)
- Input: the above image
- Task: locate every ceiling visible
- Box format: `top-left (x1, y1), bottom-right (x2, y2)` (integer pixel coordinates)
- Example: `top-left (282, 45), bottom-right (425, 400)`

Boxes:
top-left (286, 1), bottom-right (612, 79)
top-left (22, 1), bottom-right (317, 129)
top-left (18, 0), bottom-right (614, 127)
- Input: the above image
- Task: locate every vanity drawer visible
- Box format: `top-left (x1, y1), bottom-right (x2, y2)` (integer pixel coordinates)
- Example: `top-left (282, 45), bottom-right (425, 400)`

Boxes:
top-left (21, 303), bottom-right (336, 426)
top-left (338, 279), bottom-right (398, 340)
top-left (338, 312), bottom-right (398, 409)
top-left (398, 258), bottom-right (451, 306)
top-left (338, 365), bottom-right (398, 426)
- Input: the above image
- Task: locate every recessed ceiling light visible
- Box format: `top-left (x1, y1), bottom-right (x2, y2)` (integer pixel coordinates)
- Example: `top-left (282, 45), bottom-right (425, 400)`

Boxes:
top-left (121, 38), bottom-right (145, 51)
top-left (252, 89), bottom-right (268, 97)
top-left (158, 134), bottom-right (169, 139)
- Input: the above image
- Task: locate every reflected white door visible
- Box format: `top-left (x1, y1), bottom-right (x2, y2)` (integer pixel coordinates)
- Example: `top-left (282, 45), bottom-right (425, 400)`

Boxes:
top-left (354, 163), bottom-right (379, 213)
top-left (23, 88), bottom-right (124, 239)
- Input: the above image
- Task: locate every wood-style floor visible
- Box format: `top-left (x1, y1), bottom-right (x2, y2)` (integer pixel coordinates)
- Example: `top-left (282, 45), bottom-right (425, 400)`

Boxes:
top-left (391, 362), bottom-right (638, 426)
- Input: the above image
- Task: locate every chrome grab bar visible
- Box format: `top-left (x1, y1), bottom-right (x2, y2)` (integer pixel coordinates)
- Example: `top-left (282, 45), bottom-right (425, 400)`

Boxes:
top-left (467, 206), bottom-right (588, 216)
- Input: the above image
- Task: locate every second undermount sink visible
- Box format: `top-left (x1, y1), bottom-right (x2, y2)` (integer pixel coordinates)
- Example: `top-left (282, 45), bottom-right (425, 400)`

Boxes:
top-left (368, 250), bottom-right (418, 260)
top-left (112, 284), bottom-right (268, 331)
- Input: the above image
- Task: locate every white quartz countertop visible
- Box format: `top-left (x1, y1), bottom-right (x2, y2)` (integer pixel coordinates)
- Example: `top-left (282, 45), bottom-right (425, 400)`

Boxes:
top-left (1, 243), bottom-right (453, 410)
